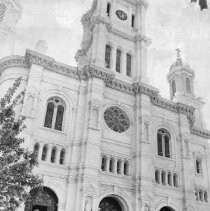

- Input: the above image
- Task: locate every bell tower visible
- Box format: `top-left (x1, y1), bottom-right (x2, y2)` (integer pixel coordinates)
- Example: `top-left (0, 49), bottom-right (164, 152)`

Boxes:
top-left (75, 0), bottom-right (151, 83)
top-left (0, 0), bottom-right (22, 57)
top-left (168, 49), bottom-right (206, 128)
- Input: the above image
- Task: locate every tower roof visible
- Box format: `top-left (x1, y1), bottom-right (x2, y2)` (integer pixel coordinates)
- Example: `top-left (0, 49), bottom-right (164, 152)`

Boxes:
top-left (169, 49), bottom-right (194, 77)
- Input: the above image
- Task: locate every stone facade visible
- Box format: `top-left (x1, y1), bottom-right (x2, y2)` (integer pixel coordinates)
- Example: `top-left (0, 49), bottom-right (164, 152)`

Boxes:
top-left (0, 0), bottom-right (210, 211)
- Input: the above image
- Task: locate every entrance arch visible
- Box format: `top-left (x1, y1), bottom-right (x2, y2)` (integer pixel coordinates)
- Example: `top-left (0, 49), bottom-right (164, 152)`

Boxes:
top-left (24, 187), bottom-right (58, 211)
top-left (99, 197), bottom-right (123, 211)
top-left (160, 207), bottom-right (175, 211)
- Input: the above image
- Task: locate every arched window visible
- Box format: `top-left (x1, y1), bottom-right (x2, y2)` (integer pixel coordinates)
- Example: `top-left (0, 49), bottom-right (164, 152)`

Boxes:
top-left (55, 105), bottom-right (64, 131)
top-left (131, 14), bottom-right (135, 28)
top-left (126, 53), bottom-right (132, 77)
top-left (117, 160), bottom-right (121, 174)
top-left (199, 190), bottom-right (203, 201)
top-left (41, 145), bottom-right (48, 161)
top-left (157, 129), bottom-right (171, 158)
top-left (116, 49), bottom-right (121, 73)
top-left (60, 149), bottom-right (65, 165)
top-left (105, 45), bottom-right (111, 69)
top-left (124, 161), bottom-right (129, 176)
top-left (195, 189), bottom-right (199, 200)
top-left (106, 2), bottom-right (111, 17)
top-left (186, 77), bottom-right (191, 94)
top-left (172, 80), bottom-right (176, 97)
top-left (109, 158), bottom-right (114, 173)
top-left (33, 143), bottom-right (39, 159)
top-left (168, 172), bottom-right (172, 186)
top-left (173, 173), bottom-right (178, 187)
top-left (199, 0), bottom-right (208, 10)
top-left (44, 97), bottom-right (65, 131)
top-left (44, 102), bottom-right (54, 128)
top-left (196, 158), bottom-right (202, 174)
top-left (101, 156), bottom-right (106, 171)
top-left (51, 147), bottom-right (56, 163)
top-left (155, 170), bottom-right (160, 183)
top-left (204, 191), bottom-right (208, 202)
top-left (161, 171), bottom-right (166, 185)
top-left (0, 4), bottom-right (6, 22)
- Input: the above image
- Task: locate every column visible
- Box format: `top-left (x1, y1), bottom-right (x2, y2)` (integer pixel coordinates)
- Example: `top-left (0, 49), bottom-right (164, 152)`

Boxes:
top-left (47, 144), bottom-right (53, 163)
top-left (112, 45), bottom-right (116, 72)
top-left (120, 159), bottom-right (124, 175)
top-left (56, 147), bottom-right (61, 164)
top-left (122, 51), bottom-right (127, 76)
top-left (114, 157), bottom-right (118, 174)
top-left (106, 156), bottom-right (110, 172)
top-left (38, 142), bottom-right (44, 161)
top-left (157, 170), bottom-right (161, 184)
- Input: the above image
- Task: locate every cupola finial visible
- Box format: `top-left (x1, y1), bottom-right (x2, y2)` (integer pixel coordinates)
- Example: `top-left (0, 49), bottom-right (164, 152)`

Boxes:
top-left (176, 48), bottom-right (183, 65)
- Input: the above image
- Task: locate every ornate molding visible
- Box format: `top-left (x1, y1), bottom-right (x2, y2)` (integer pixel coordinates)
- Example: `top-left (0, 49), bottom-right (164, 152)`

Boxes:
top-left (1, 51), bottom-right (209, 139)
top-left (191, 126), bottom-right (210, 139)
top-left (25, 49), bottom-right (55, 68)
top-left (0, 56), bottom-right (28, 75)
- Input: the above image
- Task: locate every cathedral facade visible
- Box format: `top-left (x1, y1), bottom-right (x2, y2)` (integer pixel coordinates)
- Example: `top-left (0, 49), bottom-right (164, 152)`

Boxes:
top-left (0, 0), bottom-right (210, 211)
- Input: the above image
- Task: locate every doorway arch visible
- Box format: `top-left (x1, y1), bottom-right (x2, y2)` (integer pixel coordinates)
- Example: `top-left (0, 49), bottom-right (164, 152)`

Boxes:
top-left (24, 187), bottom-right (58, 211)
top-left (160, 206), bottom-right (175, 211)
top-left (99, 196), bottom-right (123, 211)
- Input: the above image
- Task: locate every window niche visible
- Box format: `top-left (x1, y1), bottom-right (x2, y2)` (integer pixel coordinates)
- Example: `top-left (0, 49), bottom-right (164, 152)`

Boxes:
top-left (157, 129), bottom-right (171, 158)
top-left (59, 149), bottom-right (65, 165)
top-left (106, 2), bottom-right (111, 17)
top-left (116, 49), bottom-right (122, 73)
top-left (196, 158), bottom-right (202, 174)
top-left (131, 14), bottom-right (135, 28)
top-left (105, 45), bottom-right (112, 69)
top-left (126, 53), bottom-right (132, 77)
top-left (44, 97), bottom-right (65, 131)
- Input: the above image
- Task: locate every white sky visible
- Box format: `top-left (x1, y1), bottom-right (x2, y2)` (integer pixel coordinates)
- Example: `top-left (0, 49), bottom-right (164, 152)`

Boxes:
top-left (14, 0), bottom-right (210, 127)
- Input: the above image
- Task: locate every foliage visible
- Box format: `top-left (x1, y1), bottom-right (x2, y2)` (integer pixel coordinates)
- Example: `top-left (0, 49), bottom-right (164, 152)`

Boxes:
top-left (0, 78), bottom-right (42, 210)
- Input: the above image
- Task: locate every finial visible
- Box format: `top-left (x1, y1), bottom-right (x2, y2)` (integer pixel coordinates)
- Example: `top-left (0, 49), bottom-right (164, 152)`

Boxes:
top-left (176, 48), bottom-right (183, 65)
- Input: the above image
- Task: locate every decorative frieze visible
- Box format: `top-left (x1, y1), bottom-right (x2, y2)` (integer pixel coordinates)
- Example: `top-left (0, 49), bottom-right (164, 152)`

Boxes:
top-left (1, 51), bottom-right (210, 139)
top-left (0, 56), bottom-right (28, 75)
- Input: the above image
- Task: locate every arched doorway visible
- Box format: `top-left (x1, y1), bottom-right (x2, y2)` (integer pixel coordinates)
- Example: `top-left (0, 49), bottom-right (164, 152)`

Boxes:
top-left (24, 187), bottom-right (58, 211)
top-left (160, 206), bottom-right (175, 211)
top-left (99, 197), bottom-right (123, 211)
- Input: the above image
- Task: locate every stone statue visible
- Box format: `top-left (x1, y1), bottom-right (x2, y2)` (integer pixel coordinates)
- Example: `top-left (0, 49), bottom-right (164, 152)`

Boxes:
top-left (84, 196), bottom-right (93, 211)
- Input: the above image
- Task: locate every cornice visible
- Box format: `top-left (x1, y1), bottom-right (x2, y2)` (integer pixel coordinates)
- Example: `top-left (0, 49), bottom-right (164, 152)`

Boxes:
top-left (0, 56), bottom-right (28, 76)
top-left (92, 15), bottom-right (151, 44)
top-left (0, 51), bottom-right (209, 139)
top-left (25, 49), bottom-right (55, 68)
top-left (191, 127), bottom-right (210, 139)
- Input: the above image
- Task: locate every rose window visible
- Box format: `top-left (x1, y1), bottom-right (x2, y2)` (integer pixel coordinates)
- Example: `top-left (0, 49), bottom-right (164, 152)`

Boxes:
top-left (104, 106), bottom-right (130, 133)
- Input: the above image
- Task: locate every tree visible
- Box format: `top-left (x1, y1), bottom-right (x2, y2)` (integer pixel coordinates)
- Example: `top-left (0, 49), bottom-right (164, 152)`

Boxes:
top-left (0, 78), bottom-right (42, 210)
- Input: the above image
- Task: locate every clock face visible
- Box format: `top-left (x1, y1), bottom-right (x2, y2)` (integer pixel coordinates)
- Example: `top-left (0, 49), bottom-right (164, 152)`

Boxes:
top-left (116, 10), bottom-right (127, 21)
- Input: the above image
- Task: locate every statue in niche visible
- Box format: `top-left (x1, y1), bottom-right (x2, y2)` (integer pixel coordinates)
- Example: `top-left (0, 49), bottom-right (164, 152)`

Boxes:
top-left (84, 196), bottom-right (93, 211)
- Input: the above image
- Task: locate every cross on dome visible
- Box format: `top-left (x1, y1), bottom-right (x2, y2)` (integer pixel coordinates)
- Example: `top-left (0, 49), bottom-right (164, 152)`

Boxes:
top-left (175, 48), bottom-right (183, 65)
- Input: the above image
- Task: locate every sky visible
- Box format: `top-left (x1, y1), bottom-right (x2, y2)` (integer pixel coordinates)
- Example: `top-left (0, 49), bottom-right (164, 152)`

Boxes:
top-left (12, 0), bottom-right (210, 127)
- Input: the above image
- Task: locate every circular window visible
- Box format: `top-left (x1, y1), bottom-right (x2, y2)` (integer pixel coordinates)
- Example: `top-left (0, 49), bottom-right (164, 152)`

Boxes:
top-left (104, 106), bottom-right (130, 133)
